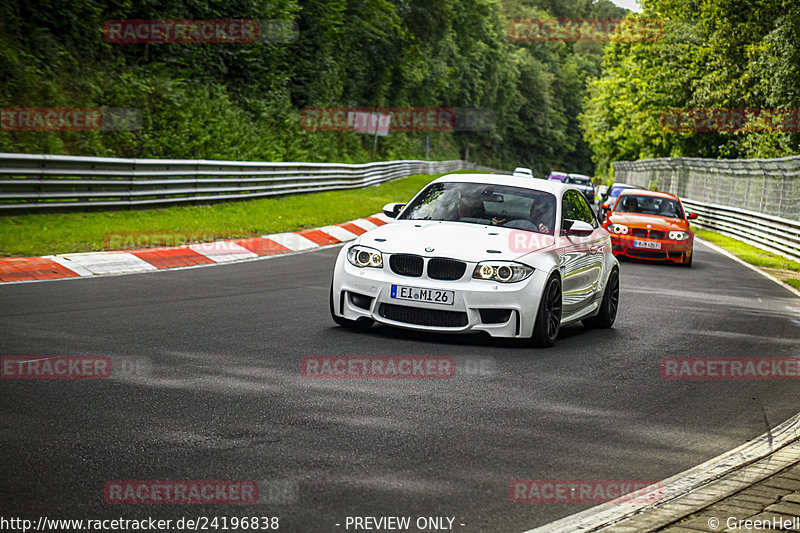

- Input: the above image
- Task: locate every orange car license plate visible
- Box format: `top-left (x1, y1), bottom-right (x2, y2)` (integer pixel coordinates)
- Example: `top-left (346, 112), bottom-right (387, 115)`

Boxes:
top-left (633, 240), bottom-right (661, 249)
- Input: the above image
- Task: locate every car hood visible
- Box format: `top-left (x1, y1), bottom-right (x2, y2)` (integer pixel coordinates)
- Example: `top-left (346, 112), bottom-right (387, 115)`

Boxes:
top-left (355, 220), bottom-right (555, 261)
top-left (607, 213), bottom-right (689, 231)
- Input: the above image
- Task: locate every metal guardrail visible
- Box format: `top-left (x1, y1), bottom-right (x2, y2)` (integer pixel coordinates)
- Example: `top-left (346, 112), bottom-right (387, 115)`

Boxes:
top-left (612, 156), bottom-right (800, 262)
top-left (0, 154), bottom-right (469, 212)
top-left (613, 156), bottom-right (800, 221)
top-left (682, 199), bottom-right (800, 262)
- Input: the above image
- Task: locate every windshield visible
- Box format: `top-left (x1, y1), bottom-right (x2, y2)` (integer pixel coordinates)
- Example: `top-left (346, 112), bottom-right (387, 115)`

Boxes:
top-left (615, 194), bottom-right (685, 219)
top-left (566, 176), bottom-right (591, 186)
top-left (399, 182), bottom-right (557, 235)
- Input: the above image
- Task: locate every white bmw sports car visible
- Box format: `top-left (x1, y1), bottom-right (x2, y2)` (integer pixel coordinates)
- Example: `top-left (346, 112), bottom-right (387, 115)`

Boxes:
top-left (330, 173), bottom-right (620, 346)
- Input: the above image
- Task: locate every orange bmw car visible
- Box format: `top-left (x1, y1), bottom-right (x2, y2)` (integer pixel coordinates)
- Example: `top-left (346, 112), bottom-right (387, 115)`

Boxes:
top-left (601, 190), bottom-right (697, 267)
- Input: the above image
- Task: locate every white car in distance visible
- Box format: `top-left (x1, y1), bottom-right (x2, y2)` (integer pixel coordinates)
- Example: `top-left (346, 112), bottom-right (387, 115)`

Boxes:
top-left (330, 173), bottom-right (620, 347)
top-left (512, 167), bottom-right (535, 179)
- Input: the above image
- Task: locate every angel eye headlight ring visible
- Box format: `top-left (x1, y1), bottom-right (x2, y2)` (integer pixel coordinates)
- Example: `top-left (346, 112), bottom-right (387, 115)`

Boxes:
top-left (472, 262), bottom-right (533, 283)
top-left (347, 246), bottom-right (383, 268)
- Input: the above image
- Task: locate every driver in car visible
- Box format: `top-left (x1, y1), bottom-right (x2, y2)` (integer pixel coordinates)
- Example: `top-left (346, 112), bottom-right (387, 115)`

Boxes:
top-left (530, 200), bottom-right (555, 234)
top-left (459, 194), bottom-right (506, 225)
top-left (658, 200), bottom-right (677, 217)
top-left (622, 196), bottom-right (639, 213)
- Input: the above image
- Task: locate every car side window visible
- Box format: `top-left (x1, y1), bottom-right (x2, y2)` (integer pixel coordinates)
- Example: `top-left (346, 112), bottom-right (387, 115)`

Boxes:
top-left (562, 191), bottom-right (597, 228)
top-left (561, 191), bottom-right (580, 226)
top-left (573, 192), bottom-right (598, 227)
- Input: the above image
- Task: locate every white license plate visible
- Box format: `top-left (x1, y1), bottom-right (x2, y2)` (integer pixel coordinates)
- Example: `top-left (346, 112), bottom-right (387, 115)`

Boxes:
top-left (633, 240), bottom-right (661, 249)
top-left (391, 285), bottom-right (454, 305)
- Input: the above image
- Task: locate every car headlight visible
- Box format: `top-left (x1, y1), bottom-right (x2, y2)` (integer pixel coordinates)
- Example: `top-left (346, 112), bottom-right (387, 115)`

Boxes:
top-left (669, 231), bottom-right (690, 241)
top-left (473, 261), bottom-right (534, 283)
top-left (610, 224), bottom-right (629, 235)
top-left (346, 245), bottom-right (383, 268)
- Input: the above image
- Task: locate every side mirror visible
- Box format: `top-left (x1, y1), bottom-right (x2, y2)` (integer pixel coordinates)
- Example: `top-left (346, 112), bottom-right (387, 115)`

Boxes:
top-left (561, 219), bottom-right (594, 237)
top-left (601, 203), bottom-right (610, 210)
top-left (687, 212), bottom-right (698, 220)
top-left (382, 202), bottom-right (406, 218)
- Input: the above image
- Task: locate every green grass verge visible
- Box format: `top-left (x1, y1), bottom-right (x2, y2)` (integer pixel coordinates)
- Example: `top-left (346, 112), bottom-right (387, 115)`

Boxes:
top-left (693, 227), bottom-right (800, 290)
top-left (1, 171), bottom-right (483, 257)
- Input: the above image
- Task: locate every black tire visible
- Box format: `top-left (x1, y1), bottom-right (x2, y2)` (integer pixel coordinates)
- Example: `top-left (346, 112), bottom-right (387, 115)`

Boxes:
top-left (584, 267), bottom-right (619, 329)
top-left (329, 282), bottom-right (373, 330)
top-left (531, 274), bottom-right (562, 347)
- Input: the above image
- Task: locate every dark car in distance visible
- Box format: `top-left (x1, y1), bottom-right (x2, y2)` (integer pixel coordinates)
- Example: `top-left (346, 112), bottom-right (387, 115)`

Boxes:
top-left (547, 172), bottom-right (595, 205)
top-left (598, 182), bottom-right (641, 219)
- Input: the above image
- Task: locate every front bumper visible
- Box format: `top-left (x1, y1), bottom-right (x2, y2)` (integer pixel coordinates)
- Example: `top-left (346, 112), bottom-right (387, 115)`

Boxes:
top-left (332, 255), bottom-right (550, 339)
top-left (609, 234), bottom-right (693, 263)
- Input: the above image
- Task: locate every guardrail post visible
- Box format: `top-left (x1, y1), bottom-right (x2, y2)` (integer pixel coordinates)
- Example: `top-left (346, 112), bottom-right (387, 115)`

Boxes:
top-left (129, 160), bottom-right (135, 210)
top-left (37, 157), bottom-right (44, 206)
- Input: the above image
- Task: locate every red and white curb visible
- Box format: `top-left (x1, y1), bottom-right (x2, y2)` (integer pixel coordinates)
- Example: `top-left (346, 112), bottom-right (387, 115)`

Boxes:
top-left (0, 214), bottom-right (391, 283)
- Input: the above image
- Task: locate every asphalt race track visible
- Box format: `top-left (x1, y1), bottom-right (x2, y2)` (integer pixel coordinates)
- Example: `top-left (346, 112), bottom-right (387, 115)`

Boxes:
top-left (1, 241), bottom-right (799, 532)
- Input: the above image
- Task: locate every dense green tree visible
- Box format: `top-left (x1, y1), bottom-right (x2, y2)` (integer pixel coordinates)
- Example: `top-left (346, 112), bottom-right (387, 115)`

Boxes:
top-left (1, 0), bottom-right (626, 175)
top-left (581, 0), bottom-right (800, 178)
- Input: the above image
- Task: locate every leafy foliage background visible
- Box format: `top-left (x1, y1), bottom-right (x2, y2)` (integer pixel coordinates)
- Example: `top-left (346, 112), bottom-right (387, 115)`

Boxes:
top-left (581, 0), bottom-right (800, 177)
top-left (0, 0), bottom-right (626, 176)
